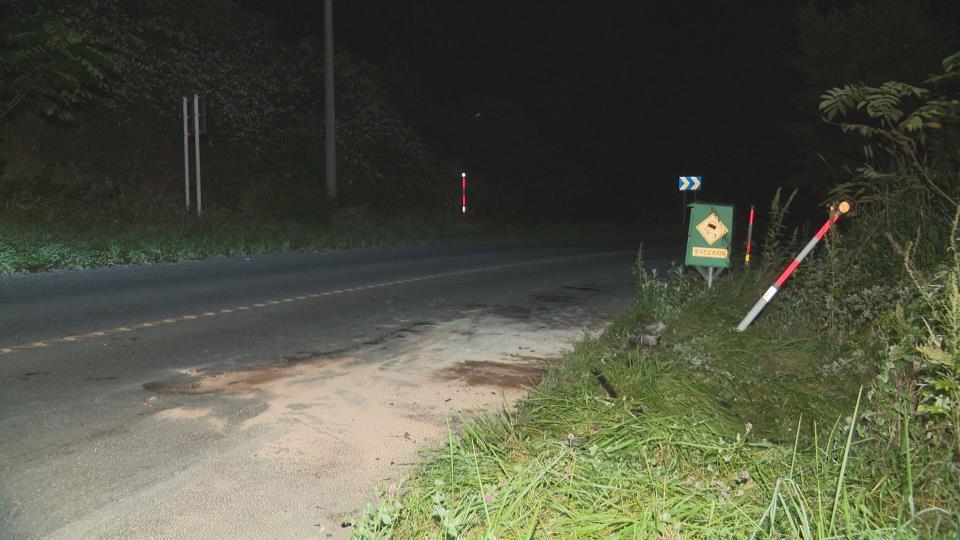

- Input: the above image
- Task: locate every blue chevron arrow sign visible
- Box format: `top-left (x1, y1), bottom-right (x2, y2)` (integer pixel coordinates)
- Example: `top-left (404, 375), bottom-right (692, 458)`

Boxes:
top-left (678, 176), bottom-right (702, 191)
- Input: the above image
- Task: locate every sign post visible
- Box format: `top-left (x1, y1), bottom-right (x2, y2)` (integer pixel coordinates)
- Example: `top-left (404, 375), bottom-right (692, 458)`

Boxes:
top-left (182, 97), bottom-right (190, 210)
top-left (684, 201), bottom-right (733, 287)
top-left (678, 176), bottom-right (701, 225)
top-left (181, 96), bottom-right (207, 217)
top-left (193, 94), bottom-right (202, 216)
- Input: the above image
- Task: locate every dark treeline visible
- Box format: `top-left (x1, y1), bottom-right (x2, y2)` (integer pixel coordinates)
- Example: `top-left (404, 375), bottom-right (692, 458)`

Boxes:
top-left (2, 1), bottom-right (959, 222)
top-left (248, 0), bottom-right (960, 220)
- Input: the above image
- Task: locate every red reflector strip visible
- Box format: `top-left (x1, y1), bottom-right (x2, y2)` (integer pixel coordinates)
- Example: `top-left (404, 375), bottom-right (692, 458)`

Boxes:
top-left (774, 259), bottom-right (800, 288)
top-left (815, 220), bottom-right (832, 240)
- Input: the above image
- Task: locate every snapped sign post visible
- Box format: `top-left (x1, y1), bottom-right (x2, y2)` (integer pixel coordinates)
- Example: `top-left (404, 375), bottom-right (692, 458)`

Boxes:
top-left (685, 202), bottom-right (734, 287)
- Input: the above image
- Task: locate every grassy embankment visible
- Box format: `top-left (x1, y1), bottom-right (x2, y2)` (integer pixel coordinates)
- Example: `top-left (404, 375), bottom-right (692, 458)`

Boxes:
top-left (350, 251), bottom-right (959, 538)
top-left (0, 209), bottom-right (616, 274)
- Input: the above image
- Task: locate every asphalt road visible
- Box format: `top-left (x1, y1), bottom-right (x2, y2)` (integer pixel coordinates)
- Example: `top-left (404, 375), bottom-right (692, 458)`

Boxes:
top-left (0, 240), bottom-right (670, 538)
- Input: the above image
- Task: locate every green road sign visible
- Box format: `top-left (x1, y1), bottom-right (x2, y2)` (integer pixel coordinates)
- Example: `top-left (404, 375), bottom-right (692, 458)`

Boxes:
top-left (685, 202), bottom-right (734, 268)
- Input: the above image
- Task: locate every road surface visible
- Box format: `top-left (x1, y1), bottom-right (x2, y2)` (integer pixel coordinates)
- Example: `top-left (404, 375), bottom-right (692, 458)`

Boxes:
top-left (0, 240), bottom-right (667, 538)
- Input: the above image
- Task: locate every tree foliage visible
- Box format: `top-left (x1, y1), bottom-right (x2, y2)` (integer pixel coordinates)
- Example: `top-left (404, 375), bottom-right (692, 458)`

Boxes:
top-left (819, 72), bottom-right (959, 213)
top-left (45, 0), bottom-right (437, 207)
top-left (0, 7), bottom-right (117, 125)
top-left (820, 50), bottom-right (960, 451)
top-left (785, 0), bottom-right (954, 192)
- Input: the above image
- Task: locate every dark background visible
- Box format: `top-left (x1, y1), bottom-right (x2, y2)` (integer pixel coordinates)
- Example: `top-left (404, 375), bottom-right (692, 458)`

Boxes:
top-left (238, 0), bottom-right (958, 223)
top-left (5, 1), bottom-right (958, 224)
top-left (336, 1), bottom-right (798, 221)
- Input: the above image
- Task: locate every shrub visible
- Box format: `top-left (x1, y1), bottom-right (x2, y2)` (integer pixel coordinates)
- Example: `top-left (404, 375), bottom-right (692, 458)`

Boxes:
top-left (633, 247), bottom-right (701, 322)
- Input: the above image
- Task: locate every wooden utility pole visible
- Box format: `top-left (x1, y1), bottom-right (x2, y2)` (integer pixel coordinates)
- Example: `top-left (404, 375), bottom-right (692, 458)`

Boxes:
top-left (324, 0), bottom-right (337, 203)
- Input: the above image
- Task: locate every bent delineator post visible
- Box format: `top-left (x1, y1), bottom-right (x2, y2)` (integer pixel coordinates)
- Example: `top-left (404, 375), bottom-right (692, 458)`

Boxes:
top-left (736, 201), bottom-right (850, 332)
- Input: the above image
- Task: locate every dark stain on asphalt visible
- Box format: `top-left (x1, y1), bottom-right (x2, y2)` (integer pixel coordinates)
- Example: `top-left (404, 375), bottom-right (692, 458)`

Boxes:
top-left (563, 284), bottom-right (603, 292)
top-left (143, 367), bottom-right (288, 395)
top-left (532, 293), bottom-right (573, 303)
top-left (362, 321), bottom-right (433, 347)
top-left (19, 371), bottom-right (49, 381)
top-left (143, 380), bottom-right (179, 393)
top-left (283, 350), bottom-right (325, 363)
top-left (276, 322), bottom-right (435, 363)
top-left (434, 360), bottom-right (547, 388)
top-left (491, 305), bottom-right (533, 319)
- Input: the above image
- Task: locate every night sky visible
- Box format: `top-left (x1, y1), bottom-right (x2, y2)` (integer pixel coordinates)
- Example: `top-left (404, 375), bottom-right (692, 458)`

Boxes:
top-left (246, 0), bottom-right (959, 222)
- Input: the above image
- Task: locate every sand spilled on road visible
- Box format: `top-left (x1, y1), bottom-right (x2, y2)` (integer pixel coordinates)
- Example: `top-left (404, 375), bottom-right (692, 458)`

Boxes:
top-left (149, 314), bottom-right (600, 523)
top-left (156, 406), bottom-right (227, 431)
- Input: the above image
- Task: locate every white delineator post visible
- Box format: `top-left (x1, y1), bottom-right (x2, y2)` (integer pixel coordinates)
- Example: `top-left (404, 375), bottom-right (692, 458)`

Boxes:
top-left (461, 172), bottom-right (467, 214)
top-left (736, 201), bottom-right (850, 332)
top-left (183, 97), bottom-right (190, 210)
top-left (193, 94), bottom-right (202, 216)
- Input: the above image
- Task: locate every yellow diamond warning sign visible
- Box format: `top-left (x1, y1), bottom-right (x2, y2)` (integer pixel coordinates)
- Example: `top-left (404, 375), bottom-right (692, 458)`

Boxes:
top-left (686, 202), bottom-right (734, 268)
top-left (696, 212), bottom-right (729, 245)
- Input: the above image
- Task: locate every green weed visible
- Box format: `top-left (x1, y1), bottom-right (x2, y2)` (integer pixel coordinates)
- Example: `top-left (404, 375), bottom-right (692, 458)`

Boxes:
top-left (350, 270), bottom-right (958, 538)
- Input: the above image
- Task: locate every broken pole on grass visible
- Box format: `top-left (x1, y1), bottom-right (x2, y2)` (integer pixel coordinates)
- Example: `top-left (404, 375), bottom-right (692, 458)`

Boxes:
top-left (735, 201), bottom-right (850, 332)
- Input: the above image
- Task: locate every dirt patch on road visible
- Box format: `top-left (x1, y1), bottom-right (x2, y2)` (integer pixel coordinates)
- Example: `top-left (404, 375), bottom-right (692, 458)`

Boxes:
top-left (156, 406), bottom-right (226, 430)
top-left (142, 305), bottom-right (617, 531)
top-left (434, 360), bottom-right (548, 388)
top-left (144, 363), bottom-right (320, 395)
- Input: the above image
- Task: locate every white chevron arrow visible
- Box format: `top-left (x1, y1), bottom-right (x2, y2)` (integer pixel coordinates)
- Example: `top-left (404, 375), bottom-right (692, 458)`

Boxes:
top-left (678, 176), bottom-right (702, 191)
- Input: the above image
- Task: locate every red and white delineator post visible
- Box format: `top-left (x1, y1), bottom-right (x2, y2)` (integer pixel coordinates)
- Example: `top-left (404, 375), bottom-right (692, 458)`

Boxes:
top-left (735, 201), bottom-right (850, 332)
top-left (461, 172), bottom-right (467, 214)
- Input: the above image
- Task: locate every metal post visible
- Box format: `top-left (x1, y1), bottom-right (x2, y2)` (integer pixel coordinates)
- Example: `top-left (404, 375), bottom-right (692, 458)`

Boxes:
top-left (182, 97), bottom-right (190, 210)
top-left (708, 267), bottom-right (713, 288)
top-left (193, 94), bottom-right (202, 216)
top-left (324, 0), bottom-right (337, 203)
top-left (736, 202), bottom-right (851, 331)
top-left (745, 204), bottom-right (755, 264)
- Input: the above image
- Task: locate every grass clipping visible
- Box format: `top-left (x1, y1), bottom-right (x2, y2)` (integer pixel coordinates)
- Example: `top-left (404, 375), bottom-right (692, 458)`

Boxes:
top-left (351, 269), bottom-right (958, 539)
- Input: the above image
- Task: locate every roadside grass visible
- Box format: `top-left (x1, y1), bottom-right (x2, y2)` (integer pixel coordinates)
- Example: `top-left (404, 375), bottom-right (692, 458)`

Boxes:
top-left (351, 270), bottom-right (959, 539)
top-left (0, 210), bottom-right (612, 274)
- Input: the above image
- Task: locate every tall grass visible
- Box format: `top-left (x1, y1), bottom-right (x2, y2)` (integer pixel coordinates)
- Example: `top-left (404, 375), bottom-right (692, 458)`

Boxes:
top-left (351, 271), bottom-right (958, 538)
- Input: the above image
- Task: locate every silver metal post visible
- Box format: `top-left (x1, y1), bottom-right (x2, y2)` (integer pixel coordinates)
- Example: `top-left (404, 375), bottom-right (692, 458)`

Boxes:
top-left (183, 97), bottom-right (190, 209)
top-left (193, 94), bottom-right (202, 216)
top-left (736, 288), bottom-right (778, 332)
top-left (708, 267), bottom-right (713, 288)
top-left (324, 0), bottom-right (337, 203)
